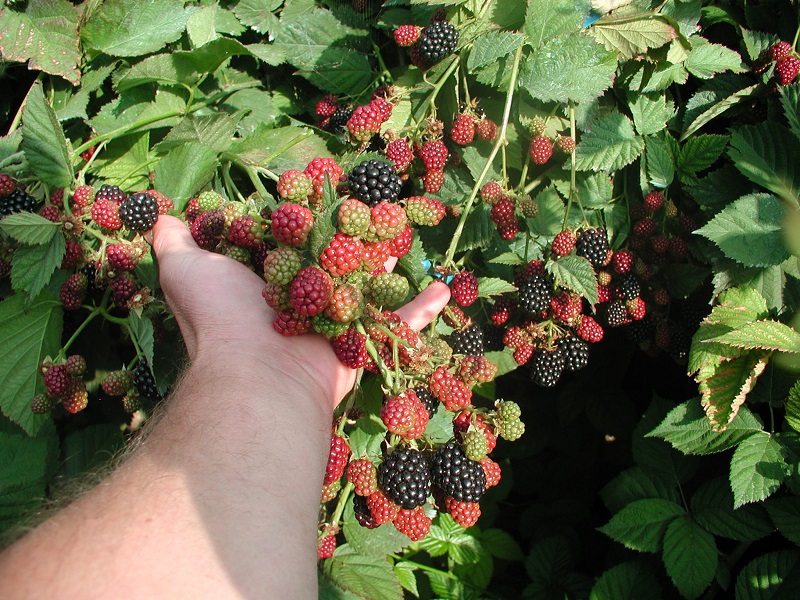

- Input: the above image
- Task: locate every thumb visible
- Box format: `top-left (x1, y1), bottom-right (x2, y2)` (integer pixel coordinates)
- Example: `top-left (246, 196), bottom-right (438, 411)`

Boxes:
top-left (148, 215), bottom-right (201, 265)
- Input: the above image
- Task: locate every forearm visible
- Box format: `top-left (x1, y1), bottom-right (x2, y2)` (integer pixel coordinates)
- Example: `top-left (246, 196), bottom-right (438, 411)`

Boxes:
top-left (0, 353), bottom-right (333, 599)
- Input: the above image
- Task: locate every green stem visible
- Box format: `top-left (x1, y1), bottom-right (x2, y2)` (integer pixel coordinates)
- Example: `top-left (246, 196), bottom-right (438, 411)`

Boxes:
top-left (355, 320), bottom-right (394, 388)
top-left (329, 482), bottom-right (354, 527)
top-left (61, 307), bottom-right (101, 355)
top-left (415, 56), bottom-right (460, 125)
top-left (443, 45), bottom-right (524, 268)
top-left (222, 163), bottom-right (246, 203)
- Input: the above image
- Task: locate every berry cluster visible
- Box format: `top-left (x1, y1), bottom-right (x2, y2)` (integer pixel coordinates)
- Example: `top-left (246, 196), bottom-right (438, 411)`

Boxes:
top-left (32, 355), bottom-right (89, 414)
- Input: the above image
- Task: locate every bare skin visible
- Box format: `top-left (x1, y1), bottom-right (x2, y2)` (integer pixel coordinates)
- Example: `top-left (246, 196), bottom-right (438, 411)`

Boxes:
top-left (0, 215), bottom-right (450, 599)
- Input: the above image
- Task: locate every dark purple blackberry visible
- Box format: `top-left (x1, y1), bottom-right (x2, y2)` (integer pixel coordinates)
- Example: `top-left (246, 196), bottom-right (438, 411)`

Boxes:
top-left (418, 21), bottom-right (459, 64)
top-left (576, 227), bottom-right (609, 267)
top-left (518, 273), bottom-right (552, 314)
top-left (669, 324), bottom-right (693, 362)
top-left (118, 192), bottom-right (159, 232)
top-left (627, 317), bottom-right (655, 345)
top-left (530, 346), bottom-right (566, 388)
top-left (414, 385), bottom-right (438, 418)
top-left (429, 441), bottom-right (486, 503)
top-left (605, 299), bottom-right (628, 328)
top-left (377, 447), bottom-right (431, 509)
top-left (96, 184), bottom-right (127, 204)
top-left (133, 358), bottom-right (161, 401)
top-left (482, 325), bottom-right (505, 352)
top-left (447, 324), bottom-right (484, 356)
top-left (0, 189), bottom-right (39, 217)
top-left (348, 159), bottom-right (403, 207)
top-left (353, 495), bottom-right (380, 529)
top-left (329, 105), bottom-right (353, 132)
top-left (557, 336), bottom-right (589, 372)
top-left (615, 273), bottom-right (640, 301)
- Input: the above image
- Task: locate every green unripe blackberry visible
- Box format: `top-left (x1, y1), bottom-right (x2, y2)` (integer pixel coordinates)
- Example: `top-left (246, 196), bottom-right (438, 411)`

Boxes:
top-left (369, 272), bottom-right (410, 307)
top-left (495, 400), bottom-right (521, 422)
top-left (377, 447), bottom-right (431, 510)
top-left (463, 430), bottom-right (488, 461)
top-left (312, 314), bottom-right (349, 338)
top-left (497, 418), bottom-right (525, 441)
top-left (197, 190), bottom-right (224, 212)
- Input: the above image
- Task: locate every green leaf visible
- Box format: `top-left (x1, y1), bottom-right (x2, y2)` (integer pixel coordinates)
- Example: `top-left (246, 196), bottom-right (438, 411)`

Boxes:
top-left (81, 0), bottom-right (188, 57)
top-left (629, 93), bottom-right (675, 136)
top-left (524, 535), bottom-right (572, 588)
top-left (699, 351), bottom-right (768, 432)
top-left (598, 498), bottom-right (685, 552)
top-left (786, 380), bottom-right (800, 434)
top-left (697, 194), bottom-right (789, 268)
top-left (527, 186), bottom-right (565, 236)
top-left (520, 32), bottom-right (617, 104)
top-left (545, 255), bottom-right (599, 305)
top-left (127, 312), bottom-right (155, 368)
top-left (685, 36), bottom-right (745, 79)
top-left (648, 400), bottom-right (762, 455)
top-left (456, 204), bottom-right (493, 253)
top-left (153, 143), bottom-right (218, 211)
top-left (323, 546), bottom-right (402, 600)
top-left (661, 515), bottom-right (717, 600)
top-left (233, 0), bottom-right (282, 35)
top-left (467, 31), bottom-right (525, 71)
top-left (397, 233), bottom-right (428, 285)
top-left (590, 15), bottom-right (677, 59)
top-left (709, 320), bottom-right (800, 353)
top-left (478, 277), bottom-right (517, 298)
top-left (730, 431), bottom-right (789, 508)
top-left (0, 0), bottom-right (81, 84)
top-left (645, 135), bottom-right (676, 189)
top-left (90, 132), bottom-right (152, 190)
top-left (0, 213), bottom-right (60, 245)
top-left (681, 81), bottom-right (758, 142)
top-left (780, 84), bottom-right (800, 142)
top-left (0, 416), bottom-right (57, 532)
top-left (11, 233), bottom-right (66, 300)
top-left (60, 423), bottom-right (125, 478)
top-left (524, 0), bottom-right (589, 47)
top-left (685, 165), bottom-right (751, 213)
top-left (301, 49), bottom-right (373, 97)
top-left (628, 59), bottom-right (688, 93)
top-left (393, 562), bottom-right (418, 597)
top-left (228, 124), bottom-right (328, 174)
top-left (480, 528), bottom-right (524, 561)
top-left (187, 3), bottom-right (245, 47)
top-left (21, 82), bottom-right (73, 188)
top-left (691, 476), bottom-right (774, 542)
top-left (590, 561), bottom-right (662, 600)
top-left (735, 550), bottom-right (800, 599)
top-left (678, 134), bottom-right (729, 178)
top-left (766, 496), bottom-right (800, 547)
top-left (489, 252), bottom-right (525, 266)
top-left (574, 111), bottom-right (645, 172)
top-left (341, 498), bottom-right (410, 559)
top-left (156, 113), bottom-right (237, 154)
top-left (0, 293), bottom-right (61, 435)
top-left (309, 198), bottom-right (342, 261)
top-left (90, 86), bottom-right (184, 137)
top-left (728, 123), bottom-right (800, 205)
top-left (600, 466), bottom-right (681, 513)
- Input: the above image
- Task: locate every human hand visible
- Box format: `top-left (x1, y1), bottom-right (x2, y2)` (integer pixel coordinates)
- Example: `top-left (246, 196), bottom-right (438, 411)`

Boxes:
top-left (150, 215), bottom-right (451, 408)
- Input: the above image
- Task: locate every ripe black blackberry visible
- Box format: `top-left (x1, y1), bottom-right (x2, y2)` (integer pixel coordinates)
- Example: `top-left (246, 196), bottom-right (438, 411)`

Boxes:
top-left (348, 159), bottom-right (403, 207)
top-left (329, 104), bottom-right (353, 132)
top-left (96, 184), bottom-right (127, 204)
top-left (627, 317), bottom-right (655, 345)
top-left (576, 227), bottom-right (609, 267)
top-left (418, 21), bottom-right (459, 64)
top-left (530, 346), bottom-right (566, 387)
top-left (353, 495), bottom-right (380, 529)
top-left (118, 192), bottom-right (159, 231)
top-left (429, 442), bottom-right (486, 503)
top-left (669, 324), bottom-right (693, 362)
top-left (133, 359), bottom-right (161, 400)
top-left (377, 447), bottom-right (431, 509)
top-left (447, 324), bottom-right (484, 356)
top-left (0, 189), bottom-right (39, 217)
top-left (616, 273), bottom-right (640, 301)
top-left (605, 299), bottom-right (628, 328)
top-left (557, 336), bottom-right (589, 372)
top-left (482, 325), bottom-right (505, 352)
top-left (518, 273), bottom-right (552, 314)
top-left (414, 385), bottom-right (438, 418)
top-left (81, 262), bottom-right (99, 294)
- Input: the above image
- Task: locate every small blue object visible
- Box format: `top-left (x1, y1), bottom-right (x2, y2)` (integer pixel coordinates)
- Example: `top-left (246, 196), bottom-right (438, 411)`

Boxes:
top-left (423, 259), bottom-right (455, 283)
top-left (582, 11), bottom-right (601, 27)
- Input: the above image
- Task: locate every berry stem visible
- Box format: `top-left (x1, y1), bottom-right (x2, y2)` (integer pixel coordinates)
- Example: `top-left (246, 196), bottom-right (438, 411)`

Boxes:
top-left (75, 139), bottom-right (109, 185)
top-left (60, 306), bottom-right (101, 355)
top-left (415, 56), bottom-right (460, 126)
top-left (222, 162), bottom-right (246, 203)
top-left (355, 320), bottom-right (395, 388)
top-left (442, 45), bottom-right (524, 269)
top-left (563, 102), bottom-right (587, 228)
top-left (517, 150), bottom-right (531, 191)
top-left (329, 481), bottom-right (354, 528)
top-left (792, 22), bottom-right (800, 51)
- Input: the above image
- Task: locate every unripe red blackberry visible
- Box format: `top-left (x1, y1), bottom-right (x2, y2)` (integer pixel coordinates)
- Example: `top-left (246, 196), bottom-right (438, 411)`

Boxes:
top-left (450, 271), bottom-right (479, 307)
top-left (289, 266), bottom-right (334, 316)
top-left (331, 328), bottom-right (370, 369)
top-left (394, 24), bottom-right (421, 47)
top-left (270, 202), bottom-right (314, 246)
top-left (529, 135), bottom-right (553, 164)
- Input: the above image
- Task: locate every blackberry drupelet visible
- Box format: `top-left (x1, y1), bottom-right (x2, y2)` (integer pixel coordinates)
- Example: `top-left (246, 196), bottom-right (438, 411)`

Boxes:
top-left (518, 273), bottom-right (552, 314)
top-left (616, 273), bottom-right (640, 301)
top-left (530, 346), bottom-right (566, 387)
top-left (96, 184), bottom-right (127, 204)
top-left (418, 21), bottom-right (459, 64)
top-left (377, 447), bottom-right (431, 509)
top-left (414, 385), bottom-right (438, 418)
top-left (133, 359), bottom-right (162, 400)
top-left (447, 324), bottom-right (484, 356)
top-left (348, 159), bottom-right (403, 207)
top-left (576, 227), bottom-right (609, 267)
top-left (0, 189), bottom-right (39, 217)
top-left (118, 192), bottom-right (159, 231)
top-left (329, 105), bottom-right (354, 132)
top-left (429, 442), bottom-right (486, 503)
top-left (558, 336), bottom-right (590, 372)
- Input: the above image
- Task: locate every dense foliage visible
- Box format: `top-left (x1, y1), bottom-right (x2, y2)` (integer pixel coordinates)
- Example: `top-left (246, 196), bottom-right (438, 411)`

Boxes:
top-left (1, 0), bottom-right (800, 598)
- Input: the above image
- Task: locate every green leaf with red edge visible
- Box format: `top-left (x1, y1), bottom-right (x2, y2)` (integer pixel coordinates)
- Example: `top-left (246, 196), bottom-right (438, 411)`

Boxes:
top-left (0, 0), bottom-right (81, 84)
top-left (698, 350), bottom-right (768, 431)
top-left (0, 292), bottom-right (62, 436)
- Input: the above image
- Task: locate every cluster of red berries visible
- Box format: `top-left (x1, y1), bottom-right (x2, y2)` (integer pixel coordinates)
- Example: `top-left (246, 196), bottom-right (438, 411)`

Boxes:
top-left (319, 398), bottom-right (522, 548)
top-left (756, 41), bottom-right (800, 86)
top-left (526, 117), bottom-right (576, 167)
top-left (31, 355), bottom-right (89, 414)
top-left (480, 180), bottom-right (538, 241)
